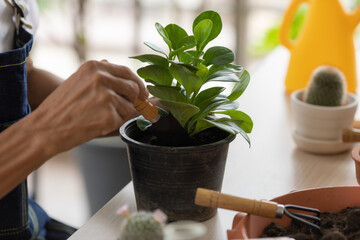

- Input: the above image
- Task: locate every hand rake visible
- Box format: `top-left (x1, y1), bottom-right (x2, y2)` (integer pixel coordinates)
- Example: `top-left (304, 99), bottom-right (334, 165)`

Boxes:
top-left (195, 188), bottom-right (321, 231)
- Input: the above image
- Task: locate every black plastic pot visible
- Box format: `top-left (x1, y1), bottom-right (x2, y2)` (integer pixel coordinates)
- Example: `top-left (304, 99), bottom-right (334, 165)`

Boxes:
top-left (120, 118), bottom-right (235, 221)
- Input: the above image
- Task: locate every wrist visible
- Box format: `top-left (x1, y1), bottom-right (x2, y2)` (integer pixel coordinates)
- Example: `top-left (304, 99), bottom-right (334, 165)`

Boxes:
top-left (0, 114), bottom-right (56, 198)
top-left (14, 111), bottom-right (59, 160)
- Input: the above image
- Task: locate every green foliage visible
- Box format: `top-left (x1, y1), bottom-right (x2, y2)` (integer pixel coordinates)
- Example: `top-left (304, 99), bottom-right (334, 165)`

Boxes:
top-left (304, 66), bottom-right (347, 107)
top-left (36, 0), bottom-right (54, 11)
top-left (250, 5), bottom-right (308, 57)
top-left (131, 10), bottom-right (253, 146)
top-left (251, 0), bottom-right (360, 57)
top-left (121, 211), bottom-right (164, 240)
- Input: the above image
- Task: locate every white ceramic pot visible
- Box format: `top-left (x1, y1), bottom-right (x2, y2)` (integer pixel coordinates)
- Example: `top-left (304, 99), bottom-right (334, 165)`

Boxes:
top-left (164, 221), bottom-right (206, 240)
top-left (291, 90), bottom-right (358, 154)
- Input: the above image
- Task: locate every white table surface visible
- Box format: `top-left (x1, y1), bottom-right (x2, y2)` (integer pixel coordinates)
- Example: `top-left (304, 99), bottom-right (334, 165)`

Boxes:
top-left (69, 46), bottom-right (360, 240)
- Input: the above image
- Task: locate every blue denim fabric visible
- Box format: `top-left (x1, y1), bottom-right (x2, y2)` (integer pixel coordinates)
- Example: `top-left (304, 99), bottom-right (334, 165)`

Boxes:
top-left (0, 23), bottom-right (76, 239)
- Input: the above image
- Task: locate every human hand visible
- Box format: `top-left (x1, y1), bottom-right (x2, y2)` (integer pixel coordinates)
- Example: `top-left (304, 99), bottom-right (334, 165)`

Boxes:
top-left (25, 60), bottom-right (148, 155)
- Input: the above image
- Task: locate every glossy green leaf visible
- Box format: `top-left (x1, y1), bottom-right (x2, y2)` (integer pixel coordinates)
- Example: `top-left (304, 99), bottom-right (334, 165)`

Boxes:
top-left (196, 64), bottom-right (208, 80)
top-left (185, 50), bottom-right (198, 57)
top-left (227, 70), bottom-right (250, 101)
top-left (165, 24), bottom-right (188, 50)
top-left (155, 22), bottom-right (172, 50)
top-left (147, 85), bottom-right (186, 103)
top-left (197, 96), bottom-right (229, 113)
top-left (207, 74), bottom-right (240, 82)
top-left (144, 79), bottom-right (158, 85)
top-left (206, 64), bottom-right (243, 79)
top-left (184, 50), bottom-right (202, 65)
top-left (137, 65), bottom-right (173, 86)
top-left (157, 106), bottom-right (169, 117)
top-left (169, 64), bottom-right (202, 98)
top-left (169, 43), bottom-right (196, 59)
top-left (178, 52), bottom-right (193, 65)
top-left (216, 118), bottom-right (251, 146)
top-left (203, 46), bottom-right (235, 66)
top-left (192, 118), bottom-right (250, 146)
top-left (129, 54), bottom-right (169, 68)
top-left (169, 61), bottom-right (198, 72)
top-left (136, 116), bottom-right (152, 131)
top-left (188, 97), bottom-right (229, 130)
top-left (191, 118), bottom-right (219, 136)
top-left (194, 87), bottom-right (225, 106)
top-left (191, 118), bottom-right (235, 135)
top-left (144, 42), bottom-right (168, 57)
top-left (214, 110), bottom-right (253, 133)
top-left (193, 11), bottom-right (222, 47)
top-left (178, 35), bottom-right (196, 48)
top-left (160, 100), bottom-right (200, 127)
top-left (214, 101), bottom-right (239, 111)
top-left (193, 19), bottom-right (213, 51)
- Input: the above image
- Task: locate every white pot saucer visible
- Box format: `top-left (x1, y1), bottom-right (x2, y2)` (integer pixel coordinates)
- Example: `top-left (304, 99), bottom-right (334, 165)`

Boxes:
top-left (292, 131), bottom-right (353, 155)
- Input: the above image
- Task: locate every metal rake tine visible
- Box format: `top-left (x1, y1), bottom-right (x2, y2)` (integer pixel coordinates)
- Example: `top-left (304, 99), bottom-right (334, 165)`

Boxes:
top-left (285, 204), bottom-right (321, 216)
top-left (284, 208), bottom-right (321, 231)
top-left (285, 204), bottom-right (321, 222)
top-left (289, 211), bottom-right (321, 222)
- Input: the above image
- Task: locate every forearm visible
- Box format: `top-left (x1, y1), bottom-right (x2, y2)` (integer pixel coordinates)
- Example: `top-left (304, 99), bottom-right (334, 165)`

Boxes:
top-left (0, 60), bottom-right (148, 198)
top-left (0, 116), bottom-right (52, 199)
top-left (27, 59), bottom-right (63, 110)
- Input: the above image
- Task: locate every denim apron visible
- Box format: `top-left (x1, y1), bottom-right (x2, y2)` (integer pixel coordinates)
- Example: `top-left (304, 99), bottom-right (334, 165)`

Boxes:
top-left (0, 3), bottom-right (76, 240)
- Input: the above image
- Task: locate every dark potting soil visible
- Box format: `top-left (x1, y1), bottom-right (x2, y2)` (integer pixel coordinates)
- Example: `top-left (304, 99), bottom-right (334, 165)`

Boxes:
top-left (133, 112), bottom-right (230, 147)
top-left (261, 206), bottom-right (360, 240)
top-left (136, 125), bottom-right (229, 147)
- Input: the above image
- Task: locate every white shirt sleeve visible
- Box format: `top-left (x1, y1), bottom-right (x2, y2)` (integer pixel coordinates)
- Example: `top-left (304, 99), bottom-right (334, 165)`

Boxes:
top-left (0, 0), bottom-right (39, 52)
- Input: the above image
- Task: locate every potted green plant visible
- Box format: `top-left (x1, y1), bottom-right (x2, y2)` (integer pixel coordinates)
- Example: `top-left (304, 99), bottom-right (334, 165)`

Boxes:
top-left (120, 10), bottom-right (253, 221)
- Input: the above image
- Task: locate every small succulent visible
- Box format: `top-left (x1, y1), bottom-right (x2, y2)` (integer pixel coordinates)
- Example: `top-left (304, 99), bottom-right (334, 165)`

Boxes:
top-left (118, 205), bottom-right (167, 240)
top-left (303, 66), bottom-right (347, 106)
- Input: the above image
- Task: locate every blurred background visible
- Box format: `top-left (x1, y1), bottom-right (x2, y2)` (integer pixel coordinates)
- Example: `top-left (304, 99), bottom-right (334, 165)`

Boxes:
top-left (28, 0), bottom-right (360, 229)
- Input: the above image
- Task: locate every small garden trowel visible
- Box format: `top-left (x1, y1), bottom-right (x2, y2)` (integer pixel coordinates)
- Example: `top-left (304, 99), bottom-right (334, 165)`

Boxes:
top-left (135, 99), bottom-right (192, 146)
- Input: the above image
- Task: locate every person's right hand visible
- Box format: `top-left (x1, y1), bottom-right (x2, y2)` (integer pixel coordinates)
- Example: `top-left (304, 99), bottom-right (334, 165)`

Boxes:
top-left (24, 60), bottom-right (148, 156)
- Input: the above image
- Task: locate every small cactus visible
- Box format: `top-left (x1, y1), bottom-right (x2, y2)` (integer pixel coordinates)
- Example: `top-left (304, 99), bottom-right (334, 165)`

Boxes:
top-left (303, 66), bottom-right (347, 106)
top-left (118, 205), bottom-right (167, 240)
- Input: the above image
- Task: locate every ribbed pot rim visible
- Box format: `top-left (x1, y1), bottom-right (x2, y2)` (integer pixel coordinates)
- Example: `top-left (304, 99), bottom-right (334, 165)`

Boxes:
top-left (119, 118), bottom-right (236, 152)
top-left (291, 90), bottom-right (358, 111)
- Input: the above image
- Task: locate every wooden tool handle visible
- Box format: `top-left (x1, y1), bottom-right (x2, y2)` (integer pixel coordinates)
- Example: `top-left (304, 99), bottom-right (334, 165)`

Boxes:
top-left (195, 188), bottom-right (279, 218)
top-left (353, 120), bottom-right (360, 129)
top-left (135, 99), bottom-right (159, 123)
top-left (343, 128), bottom-right (360, 142)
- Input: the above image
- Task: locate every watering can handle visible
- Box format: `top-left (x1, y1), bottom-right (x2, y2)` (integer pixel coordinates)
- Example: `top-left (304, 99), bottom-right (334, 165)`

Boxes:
top-left (349, 4), bottom-right (360, 30)
top-left (195, 188), bottom-right (279, 218)
top-left (279, 0), bottom-right (310, 50)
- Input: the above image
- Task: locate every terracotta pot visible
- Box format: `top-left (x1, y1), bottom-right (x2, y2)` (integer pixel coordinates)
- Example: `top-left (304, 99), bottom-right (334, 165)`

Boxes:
top-left (291, 90), bottom-right (358, 154)
top-left (351, 145), bottom-right (360, 185)
top-left (227, 186), bottom-right (360, 239)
